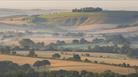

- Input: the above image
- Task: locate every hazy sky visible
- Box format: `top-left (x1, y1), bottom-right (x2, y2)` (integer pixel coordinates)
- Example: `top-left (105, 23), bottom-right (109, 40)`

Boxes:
top-left (0, 0), bottom-right (138, 11)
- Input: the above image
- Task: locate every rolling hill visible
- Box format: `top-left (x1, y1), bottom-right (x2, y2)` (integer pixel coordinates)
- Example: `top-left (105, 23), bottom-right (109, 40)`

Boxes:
top-left (0, 11), bottom-right (138, 32)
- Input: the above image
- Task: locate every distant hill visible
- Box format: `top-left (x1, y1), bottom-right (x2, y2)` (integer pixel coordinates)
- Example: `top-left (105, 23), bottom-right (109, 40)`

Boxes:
top-left (0, 10), bottom-right (138, 47)
top-left (30, 11), bottom-right (138, 31)
top-left (0, 11), bottom-right (138, 32)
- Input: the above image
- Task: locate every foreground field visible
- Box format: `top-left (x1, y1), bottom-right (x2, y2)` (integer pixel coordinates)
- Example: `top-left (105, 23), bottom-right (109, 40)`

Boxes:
top-left (17, 51), bottom-right (138, 66)
top-left (0, 54), bottom-right (136, 74)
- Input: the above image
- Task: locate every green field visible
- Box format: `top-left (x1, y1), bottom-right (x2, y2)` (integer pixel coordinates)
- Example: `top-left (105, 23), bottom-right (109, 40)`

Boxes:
top-left (39, 12), bottom-right (104, 19)
top-left (57, 43), bottom-right (113, 50)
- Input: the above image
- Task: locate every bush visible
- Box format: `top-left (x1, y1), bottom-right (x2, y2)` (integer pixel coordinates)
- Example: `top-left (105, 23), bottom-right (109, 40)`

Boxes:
top-left (67, 54), bottom-right (81, 61)
top-left (33, 60), bottom-right (51, 68)
top-left (12, 51), bottom-right (16, 55)
top-left (19, 39), bottom-right (36, 50)
top-left (28, 49), bottom-right (37, 57)
top-left (52, 53), bottom-right (61, 59)
top-left (84, 58), bottom-right (91, 63)
top-left (73, 54), bottom-right (81, 61)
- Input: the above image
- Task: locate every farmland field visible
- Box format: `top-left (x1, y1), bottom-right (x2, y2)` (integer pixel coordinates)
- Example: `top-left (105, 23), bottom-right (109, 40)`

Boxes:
top-left (0, 1), bottom-right (138, 77)
top-left (0, 54), bottom-right (136, 74)
top-left (17, 51), bottom-right (138, 66)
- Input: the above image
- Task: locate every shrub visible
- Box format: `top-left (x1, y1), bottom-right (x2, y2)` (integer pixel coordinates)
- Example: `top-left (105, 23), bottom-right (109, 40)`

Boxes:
top-left (52, 53), bottom-right (61, 59)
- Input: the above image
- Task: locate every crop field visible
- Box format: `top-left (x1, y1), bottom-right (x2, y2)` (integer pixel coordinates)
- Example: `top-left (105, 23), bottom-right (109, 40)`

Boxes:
top-left (17, 51), bottom-right (138, 66)
top-left (0, 54), bottom-right (136, 74)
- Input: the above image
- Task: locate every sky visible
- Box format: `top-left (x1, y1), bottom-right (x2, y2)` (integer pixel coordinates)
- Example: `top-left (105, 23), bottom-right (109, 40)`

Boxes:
top-left (0, 0), bottom-right (138, 11)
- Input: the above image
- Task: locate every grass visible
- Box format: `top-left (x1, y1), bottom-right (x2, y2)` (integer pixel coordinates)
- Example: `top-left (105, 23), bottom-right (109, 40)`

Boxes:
top-left (0, 54), bottom-right (136, 74)
top-left (17, 51), bottom-right (138, 66)
top-left (39, 11), bottom-right (138, 19)
top-left (39, 12), bottom-right (104, 19)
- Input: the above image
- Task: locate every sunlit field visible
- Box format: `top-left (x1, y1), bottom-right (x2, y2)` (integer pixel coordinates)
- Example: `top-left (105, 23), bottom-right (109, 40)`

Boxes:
top-left (0, 54), bottom-right (135, 74)
top-left (16, 51), bottom-right (138, 66)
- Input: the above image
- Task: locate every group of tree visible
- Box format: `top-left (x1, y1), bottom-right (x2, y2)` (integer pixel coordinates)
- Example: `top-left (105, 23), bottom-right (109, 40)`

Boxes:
top-left (55, 44), bottom-right (132, 55)
top-left (1, 36), bottom-right (138, 58)
top-left (21, 37), bottom-right (132, 54)
top-left (72, 7), bottom-right (103, 12)
top-left (67, 54), bottom-right (81, 61)
top-left (0, 61), bottom-right (138, 77)
top-left (52, 53), bottom-right (61, 59)
top-left (0, 61), bottom-right (34, 77)
top-left (87, 44), bottom-right (131, 54)
top-left (28, 49), bottom-right (37, 57)
top-left (127, 48), bottom-right (138, 58)
top-left (0, 45), bottom-right (11, 54)
top-left (0, 43), bottom-right (38, 57)
top-left (19, 39), bottom-right (45, 50)
top-left (33, 60), bottom-right (51, 69)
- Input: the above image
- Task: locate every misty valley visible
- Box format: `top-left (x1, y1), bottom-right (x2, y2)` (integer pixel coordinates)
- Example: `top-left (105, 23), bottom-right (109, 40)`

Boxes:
top-left (0, 6), bottom-right (138, 77)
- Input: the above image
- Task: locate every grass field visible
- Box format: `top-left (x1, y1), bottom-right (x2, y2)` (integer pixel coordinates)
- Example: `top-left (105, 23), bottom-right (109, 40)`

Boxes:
top-left (17, 51), bottom-right (138, 66)
top-left (39, 12), bottom-right (104, 19)
top-left (0, 54), bottom-right (135, 74)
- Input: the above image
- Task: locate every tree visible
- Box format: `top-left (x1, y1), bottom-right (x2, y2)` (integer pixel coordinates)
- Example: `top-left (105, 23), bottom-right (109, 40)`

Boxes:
top-left (46, 43), bottom-right (57, 51)
top-left (21, 64), bottom-right (33, 71)
top-left (72, 39), bottom-right (79, 44)
top-left (101, 70), bottom-right (117, 77)
top-left (33, 60), bottom-right (41, 68)
top-left (56, 40), bottom-right (65, 45)
top-left (28, 49), bottom-right (37, 57)
top-left (72, 7), bottom-right (103, 12)
top-left (41, 60), bottom-right (51, 66)
top-left (33, 60), bottom-right (51, 69)
top-left (1, 60), bottom-right (138, 77)
top-left (0, 46), bottom-right (11, 54)
top-left (36, 42), bottom-right (45, 50)
top-left (19, 39), bottom-right (36, 50)
top-left (80, 38), bottom-right (88, 44)
top-left (85, 53), bottom-right (90, 57)
top-left (87, 46), bottom-right (92, 51)
top-left (126, 64), bottom-right (130, 67)
top-left (12, 51), bottom-right (16, 55)
top-left (122, 63), bottom-right (127, 67)
top-left (73, 54), bottom-right (81, 61)
top-left (52, 53), bottom-right (61, 59)
top-left (121, 44), bottom-right (130, 53)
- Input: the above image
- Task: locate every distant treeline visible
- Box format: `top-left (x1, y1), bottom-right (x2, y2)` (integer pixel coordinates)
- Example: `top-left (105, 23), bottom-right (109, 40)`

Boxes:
top-left (0, 34), bottom-right (138, 58)
top-left (72, 7), bottom-right (103, 12)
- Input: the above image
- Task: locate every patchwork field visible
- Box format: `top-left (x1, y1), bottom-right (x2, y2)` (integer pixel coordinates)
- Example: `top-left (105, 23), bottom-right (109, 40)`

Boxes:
top-left (17, 51), bottom-right (138, 66)
top-left (0, 54), bottom-right (135, 74)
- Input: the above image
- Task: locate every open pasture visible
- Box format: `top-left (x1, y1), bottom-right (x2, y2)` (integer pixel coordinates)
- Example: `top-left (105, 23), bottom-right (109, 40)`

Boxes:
top-left (17, 51), bottom-right (138, 66)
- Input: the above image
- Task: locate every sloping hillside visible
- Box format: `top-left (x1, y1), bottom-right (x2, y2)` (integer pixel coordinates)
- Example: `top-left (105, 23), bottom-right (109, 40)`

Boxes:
top-left (0, 11), bottom-right (138, 32)
top-left (24, 11), bottom-right (138, 31)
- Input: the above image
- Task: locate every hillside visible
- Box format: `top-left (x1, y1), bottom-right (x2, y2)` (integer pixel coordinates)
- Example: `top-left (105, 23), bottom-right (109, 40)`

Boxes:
top-left (0, 11), bottom-right (138, 32)
top-left (0, 11), bottom-right (138, 46)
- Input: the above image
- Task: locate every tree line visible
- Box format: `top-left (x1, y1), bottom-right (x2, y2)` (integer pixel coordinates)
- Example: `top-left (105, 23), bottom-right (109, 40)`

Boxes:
top-left (0, 37), bottom-right (138, 58)
top-left (72, 7), bottom-right (103, 12)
